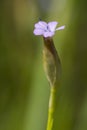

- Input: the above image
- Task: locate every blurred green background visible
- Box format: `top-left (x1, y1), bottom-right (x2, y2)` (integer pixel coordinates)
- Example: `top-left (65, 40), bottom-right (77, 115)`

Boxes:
top-left (0, 0), bottom-right (87, 130)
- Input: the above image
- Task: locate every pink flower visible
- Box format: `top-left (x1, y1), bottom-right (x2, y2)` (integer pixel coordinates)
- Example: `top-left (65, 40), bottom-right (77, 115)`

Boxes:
top-left (33, 21), bottom-right (65, 38)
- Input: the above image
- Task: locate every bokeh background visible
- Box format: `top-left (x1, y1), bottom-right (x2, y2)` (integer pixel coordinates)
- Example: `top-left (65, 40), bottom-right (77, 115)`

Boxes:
top-left (0, 0), bottom-right (87, 130)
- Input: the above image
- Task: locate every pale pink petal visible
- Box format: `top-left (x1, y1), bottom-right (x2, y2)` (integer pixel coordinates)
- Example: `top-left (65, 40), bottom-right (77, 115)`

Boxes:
top-left (43, 32), bottom-right (55, 38)
top-left (35, 21), bottom-right (47, 30)
top-left (56, 25), bottom-right (65, 30)
top-left (33, 29), bottom-right (44, 35)
top-left (48, 21), bottom-right (58, 32)
top-left (38, 21), bottom-right (47, 27)
top-left (35, 23), bottom-right (42, 29)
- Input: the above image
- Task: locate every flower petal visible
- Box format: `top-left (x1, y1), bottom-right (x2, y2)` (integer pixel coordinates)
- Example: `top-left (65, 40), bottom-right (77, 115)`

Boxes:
top-left (35, 23), bottom-right (42, 29)
top-left (33, 29), bottom-right (44, 35)
top-left (48, 21), bottom-right (58, 32)
top-left (43, 32), bottom-right (55, 38)
top-left (35, 21), bottom-right (47, 30)
top-left (56, 25), bottom-right (65, 30)
top-left (39, 21), bottom-right (47, 27)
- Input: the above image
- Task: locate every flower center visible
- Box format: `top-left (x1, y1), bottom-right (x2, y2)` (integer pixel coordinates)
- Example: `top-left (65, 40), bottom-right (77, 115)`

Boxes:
top-left (44, 25), bottom-right (51, 32)
top-left (47, 26), bottom-right (51, 32)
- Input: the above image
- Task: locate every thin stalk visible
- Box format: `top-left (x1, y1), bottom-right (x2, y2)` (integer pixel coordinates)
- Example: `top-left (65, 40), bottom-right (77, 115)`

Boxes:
top-left (46, 87), bottom-right (56, 130)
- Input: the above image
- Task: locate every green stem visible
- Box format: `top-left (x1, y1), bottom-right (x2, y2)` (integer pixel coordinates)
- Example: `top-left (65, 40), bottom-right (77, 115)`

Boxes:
top-left (46, 87), bottom-right (56, 130)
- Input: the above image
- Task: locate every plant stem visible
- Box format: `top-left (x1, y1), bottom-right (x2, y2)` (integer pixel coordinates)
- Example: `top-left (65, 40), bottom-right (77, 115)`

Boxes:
top-left (46, 86), bottom-right (56, 130)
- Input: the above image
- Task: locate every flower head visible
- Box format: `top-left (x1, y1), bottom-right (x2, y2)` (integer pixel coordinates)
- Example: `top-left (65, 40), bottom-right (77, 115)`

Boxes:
top-left (33, 21), bottom-right (65, 38)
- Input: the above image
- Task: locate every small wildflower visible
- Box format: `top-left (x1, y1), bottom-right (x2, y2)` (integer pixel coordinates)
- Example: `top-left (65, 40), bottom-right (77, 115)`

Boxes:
top-left (33, 21), bottom-right (65, 38)
top-left (33, 20), bottom-right (65, 130)
top-left (33, 20), bottom-right (65, 86)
